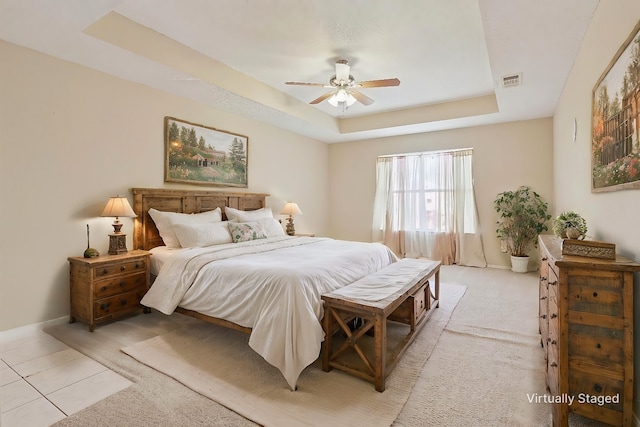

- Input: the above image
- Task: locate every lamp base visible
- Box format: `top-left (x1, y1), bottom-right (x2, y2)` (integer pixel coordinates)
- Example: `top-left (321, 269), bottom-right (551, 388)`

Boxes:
top-left (108, 233), bottom-right (128, 255)
top-left (285, 217), bottom-right (295, 236)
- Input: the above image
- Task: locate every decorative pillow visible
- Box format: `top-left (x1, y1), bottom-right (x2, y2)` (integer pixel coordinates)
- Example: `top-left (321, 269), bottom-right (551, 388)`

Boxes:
top-left (225, 206), bottom-right (273, 222)
top-left (228, 221), bottom-right (268, 243)
top-left (173, 221), bottom-right (233, 247)
top-left (148, 208), bottom-right (222, 248)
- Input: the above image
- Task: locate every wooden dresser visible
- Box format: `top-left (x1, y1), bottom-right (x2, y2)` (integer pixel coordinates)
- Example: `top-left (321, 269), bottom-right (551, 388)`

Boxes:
top-left (68, 250), bottom-right (151, 331)
top-left (538, 235), bottom-right (640, 426)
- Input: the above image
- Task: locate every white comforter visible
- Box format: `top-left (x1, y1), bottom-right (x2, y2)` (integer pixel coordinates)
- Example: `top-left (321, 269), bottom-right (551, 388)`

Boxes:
top-left (141, 236), bottom-right (397, 390)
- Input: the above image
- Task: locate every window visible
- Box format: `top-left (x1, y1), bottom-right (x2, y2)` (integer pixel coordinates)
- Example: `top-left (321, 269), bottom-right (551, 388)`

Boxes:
top-left (372, 148), bottom-right (486, 266)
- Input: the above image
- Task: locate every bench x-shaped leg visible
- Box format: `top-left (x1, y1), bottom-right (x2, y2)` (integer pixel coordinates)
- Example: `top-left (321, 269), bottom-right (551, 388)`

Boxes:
top-left (322, 307), bottom-right (388, 391)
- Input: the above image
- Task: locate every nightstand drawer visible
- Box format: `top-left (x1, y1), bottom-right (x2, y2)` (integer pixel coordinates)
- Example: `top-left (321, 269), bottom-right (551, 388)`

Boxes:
top-left (93, 258), bottom-right (148, 279)
top-left (95, 289), bottom-right (146, 319)
top-left (94, 272), bottom-right (147, 298)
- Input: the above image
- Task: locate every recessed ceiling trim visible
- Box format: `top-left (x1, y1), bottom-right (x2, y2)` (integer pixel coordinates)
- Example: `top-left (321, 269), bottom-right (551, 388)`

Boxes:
top-left (339, 94), bottom-right (499, 134)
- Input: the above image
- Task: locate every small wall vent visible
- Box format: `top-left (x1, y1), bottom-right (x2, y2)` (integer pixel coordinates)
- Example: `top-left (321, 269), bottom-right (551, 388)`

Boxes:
top-left (501, 73), bottom-right (522, 88)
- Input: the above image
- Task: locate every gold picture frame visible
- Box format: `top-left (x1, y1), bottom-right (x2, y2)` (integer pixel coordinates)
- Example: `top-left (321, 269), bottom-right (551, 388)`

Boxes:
top-left (591, 20), bottom-right (640, 192)
top-left (164, 117), bottom-right (248, 187)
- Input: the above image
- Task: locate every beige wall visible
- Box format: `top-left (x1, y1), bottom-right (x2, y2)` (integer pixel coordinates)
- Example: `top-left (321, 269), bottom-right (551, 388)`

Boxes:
top-left (327, 118), bottom-right (554, 268)
top-left (553, 0), bottom-right (640, 411)
top-left (0, 41), bottom-right (329, 331)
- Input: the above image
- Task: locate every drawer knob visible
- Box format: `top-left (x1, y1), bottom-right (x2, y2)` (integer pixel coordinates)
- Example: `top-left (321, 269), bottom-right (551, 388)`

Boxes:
top-left (119, 281), bottom-right (126, 287)
top-left (540, 314), bottom-right (547, 319)
top-left (100, 303), bottom-right (110, 310)
top-left (596, 343), bottom-right (601, 349)
top-left (102, 269), bottom-right (108, 275)
top-left (540, 296), bottom-right (547, 300)
top-left (101, 286), bottom-right (107, 292)
top-left (541, 277), bottom-right (547, 282)
top-left (550, 362), bottom-right (557, 367)
top-left (593, 292), bottom-right (598, 297)
top-left (594, 384), bottom-right (603, 393)
top-left (550, 313), bottom-right (557, 319)
top-left (542, 256), bottom-right (548, 261)
top-left (549, 281), bottom-right (557, 286)
top-left (120, 266), bottom-right (126, 271)
top-left (120, 299), bottom-right (127, 306)
top-left (135, 263), bottom-right (140, 269)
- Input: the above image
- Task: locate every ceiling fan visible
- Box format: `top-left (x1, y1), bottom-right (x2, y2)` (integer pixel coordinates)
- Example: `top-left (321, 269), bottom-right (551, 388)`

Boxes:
top-left (285, 59), bottom-right (400, 109)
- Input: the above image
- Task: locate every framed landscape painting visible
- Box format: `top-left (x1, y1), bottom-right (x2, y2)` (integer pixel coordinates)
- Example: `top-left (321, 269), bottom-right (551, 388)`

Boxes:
top-left (591, 20), bottom-right (640, 192)
top-left (164, 117), bottom-right (248, 187)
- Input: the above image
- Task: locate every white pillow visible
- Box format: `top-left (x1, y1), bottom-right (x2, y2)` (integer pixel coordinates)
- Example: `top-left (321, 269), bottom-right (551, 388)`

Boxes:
top-left (173, 221), bottom-right (233, 247)
top-left (225, 206), bottom-right (273, 222)
top-left (254, 217), bottom-right (285, 238)
top-left (148, 208), bottom-right (222, 248)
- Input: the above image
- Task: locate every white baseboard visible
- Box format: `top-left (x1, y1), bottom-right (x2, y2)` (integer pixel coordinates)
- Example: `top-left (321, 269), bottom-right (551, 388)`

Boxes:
top-left (0, 316), bottom-right (68, 340)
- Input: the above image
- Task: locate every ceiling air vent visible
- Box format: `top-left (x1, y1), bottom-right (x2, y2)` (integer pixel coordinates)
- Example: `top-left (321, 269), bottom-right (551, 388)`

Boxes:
top-left (501, 73), bottom-right (522, 88)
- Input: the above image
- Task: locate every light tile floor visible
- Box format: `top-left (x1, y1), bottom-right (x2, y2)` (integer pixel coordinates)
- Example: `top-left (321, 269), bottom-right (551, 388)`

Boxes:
top-left (0, 326), bottom-right (131, 427)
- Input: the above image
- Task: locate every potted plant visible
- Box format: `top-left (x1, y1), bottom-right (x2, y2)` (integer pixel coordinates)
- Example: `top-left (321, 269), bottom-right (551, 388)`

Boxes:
top-left (494, 186), bottom-right (551, 273)
top-left (552, 211), bottom-right (587, 240)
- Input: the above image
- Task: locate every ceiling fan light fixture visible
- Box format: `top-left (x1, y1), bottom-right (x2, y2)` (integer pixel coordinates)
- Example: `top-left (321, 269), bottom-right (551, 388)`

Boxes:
top-left (285, 59), bottom-right (400, 108)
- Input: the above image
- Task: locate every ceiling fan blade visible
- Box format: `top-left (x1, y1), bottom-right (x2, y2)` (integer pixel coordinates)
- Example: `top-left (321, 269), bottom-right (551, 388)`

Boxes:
top-left (285, 81), bottom-right (326, 87)
top-left (356, 78), bottom-right (401, 88)
top-left (350, 89), bottom-right (375, 106)
top-left (335, 60), bottom-right (350, 83)
top-left (310, 91), bottom-right (335, 104)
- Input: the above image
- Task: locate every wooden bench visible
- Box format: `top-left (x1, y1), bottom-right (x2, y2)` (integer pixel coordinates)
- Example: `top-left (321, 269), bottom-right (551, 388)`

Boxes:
top-left (321, 258), bottom-right (441, 392)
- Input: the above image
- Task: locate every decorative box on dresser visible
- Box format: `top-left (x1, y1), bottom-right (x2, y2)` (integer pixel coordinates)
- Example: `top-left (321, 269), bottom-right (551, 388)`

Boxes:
top-left (68, 250), bottom-right (151, 331)
top-left (538, 235), bottom-right (640, 427)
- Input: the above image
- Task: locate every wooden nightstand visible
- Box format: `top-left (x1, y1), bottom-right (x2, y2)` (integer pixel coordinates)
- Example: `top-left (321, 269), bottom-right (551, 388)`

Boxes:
top-left (68, 250), bottom-right (151, 331)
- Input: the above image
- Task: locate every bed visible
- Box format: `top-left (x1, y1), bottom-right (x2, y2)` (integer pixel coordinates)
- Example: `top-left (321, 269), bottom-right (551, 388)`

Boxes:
top-left (131, 188), bottom-right (397, 390)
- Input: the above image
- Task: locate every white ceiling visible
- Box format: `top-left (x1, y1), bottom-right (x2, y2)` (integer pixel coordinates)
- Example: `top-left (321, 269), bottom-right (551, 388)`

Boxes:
top-left (0, 0), bottom-right (599, 143)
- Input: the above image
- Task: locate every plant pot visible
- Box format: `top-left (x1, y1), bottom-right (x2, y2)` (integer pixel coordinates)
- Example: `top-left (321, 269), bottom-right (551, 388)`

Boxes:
top-left (510, 255), bottom-right (529, 273)
top-left (565, 227), bottom-right (581, 239)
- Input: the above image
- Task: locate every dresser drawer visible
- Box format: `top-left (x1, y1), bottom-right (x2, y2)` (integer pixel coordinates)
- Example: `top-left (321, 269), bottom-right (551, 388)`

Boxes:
top-left (547, 267), bottom-right (559, 301)
top-left (93, 258), bottom-right (148, 279)
top-left (94, 289), bottom-right (146, 319)
top-left (568, 273), bottom-right (623, 317)
top-left (569, 369), bottom-right (623, 413)
top-left (569, 323), bottom-right (624, 369)
top-left (94, 272), bottom-right (147, 298)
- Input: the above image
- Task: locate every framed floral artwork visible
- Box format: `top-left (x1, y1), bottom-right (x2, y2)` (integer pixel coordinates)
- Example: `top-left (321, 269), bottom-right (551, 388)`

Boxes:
top-left (164, 117), bottom-right (248, 187)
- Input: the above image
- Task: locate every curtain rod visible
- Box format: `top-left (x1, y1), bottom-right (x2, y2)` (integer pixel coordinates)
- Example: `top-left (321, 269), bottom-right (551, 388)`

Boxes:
top-left (377, 147), bottom-right (473, 159)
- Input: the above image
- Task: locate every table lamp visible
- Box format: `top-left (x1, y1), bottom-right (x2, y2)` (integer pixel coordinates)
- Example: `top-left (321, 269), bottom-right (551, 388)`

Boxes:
top-left (100, 195), bottom-right (137, 254)
top-left (280, 202), bottom-right (302, 236)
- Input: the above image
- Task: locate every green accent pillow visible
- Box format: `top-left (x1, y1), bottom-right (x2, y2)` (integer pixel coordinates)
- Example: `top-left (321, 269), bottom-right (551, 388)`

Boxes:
top-left (228, 221), bottom-right (268, 243)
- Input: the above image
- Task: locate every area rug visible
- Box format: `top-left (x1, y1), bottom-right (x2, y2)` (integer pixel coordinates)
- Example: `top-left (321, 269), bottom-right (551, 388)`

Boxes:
top-left (120, 282), bottom-right (466, 427)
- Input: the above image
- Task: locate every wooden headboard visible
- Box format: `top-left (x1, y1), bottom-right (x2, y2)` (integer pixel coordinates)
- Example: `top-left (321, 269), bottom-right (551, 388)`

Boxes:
top-left (131, 188), bottom-right (269, 250)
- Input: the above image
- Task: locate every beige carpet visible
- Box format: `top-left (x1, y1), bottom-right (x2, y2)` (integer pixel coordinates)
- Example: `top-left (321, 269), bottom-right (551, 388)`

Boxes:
top-left (119, 283), bottom-right (466, 427)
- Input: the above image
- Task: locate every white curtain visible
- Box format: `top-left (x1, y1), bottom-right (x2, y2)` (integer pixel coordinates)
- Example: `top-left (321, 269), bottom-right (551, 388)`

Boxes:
top-left (372, 149), bottom-right (486, 267)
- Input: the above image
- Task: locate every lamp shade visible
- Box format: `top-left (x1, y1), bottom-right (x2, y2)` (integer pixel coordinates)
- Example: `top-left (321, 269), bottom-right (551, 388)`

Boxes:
top-left (280, 202), bottom-right (302, 216)
top-left (100, 196), bottom-right (137, 218)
